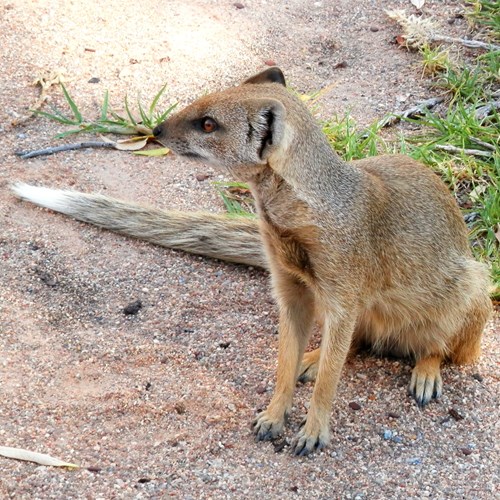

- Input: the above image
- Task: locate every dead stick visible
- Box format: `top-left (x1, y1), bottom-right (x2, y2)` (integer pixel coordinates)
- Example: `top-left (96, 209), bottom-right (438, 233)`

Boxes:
top-left (378, 96), bottom-right (445, 127)
top-left (434, 144), bottom-right (493, 158)
top-left (469, 136), bottom-right (496, 152)
top-left (17, 141), bottom-right (116, 159)
top-left (431, 34), bottom-right (500, 51)
top-left (474, 100), bottom-right (500, 121)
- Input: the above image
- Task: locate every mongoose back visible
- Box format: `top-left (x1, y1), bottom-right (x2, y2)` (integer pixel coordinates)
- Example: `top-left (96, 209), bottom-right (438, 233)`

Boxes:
top-left (13, 67), bottom-right (492, 456)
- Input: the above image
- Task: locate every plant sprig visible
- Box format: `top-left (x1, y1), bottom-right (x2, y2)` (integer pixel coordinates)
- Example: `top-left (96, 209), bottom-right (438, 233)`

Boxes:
top-left (34, 83), bottom-right (177, 140)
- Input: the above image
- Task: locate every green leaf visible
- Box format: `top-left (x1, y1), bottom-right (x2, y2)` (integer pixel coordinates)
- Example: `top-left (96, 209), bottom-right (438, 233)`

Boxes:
top-left (101, 90), bottom-right (109, 121)
top-left (149, 83), bottom-right (168, 116)
top-left (33, 110), bottom-right (78, 125)
top-left (134, 147), bottom-right (171, 156)
top-left (124, 95), bottom-right (137, 126)
top-left (60, 83), bottom-right (83, 123)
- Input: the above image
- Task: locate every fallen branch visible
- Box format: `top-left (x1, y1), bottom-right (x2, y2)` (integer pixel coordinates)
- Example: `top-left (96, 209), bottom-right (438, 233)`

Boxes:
top-left (16, 141), bottom-right (116, 159)
top-left (469, 136), bottom-right (496, 151)
top-left (434, 144), bottom-right (493, 158)
top-left (474, 100), bottom-right (500, 121)
top-left (378, 96), bottom-right (445, 127)
top-left (431, 34), bottom-right (500, 51)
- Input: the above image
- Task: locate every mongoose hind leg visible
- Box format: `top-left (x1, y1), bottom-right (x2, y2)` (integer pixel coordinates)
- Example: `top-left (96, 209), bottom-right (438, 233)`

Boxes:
top-left (298, 348), bottom-right (320, 383)
top-left (298, 338), bottom-right (363, 384)
top-left (449, 295), bottom-right (491, 365)
top-left (409, 355), bottom-right (443, 407)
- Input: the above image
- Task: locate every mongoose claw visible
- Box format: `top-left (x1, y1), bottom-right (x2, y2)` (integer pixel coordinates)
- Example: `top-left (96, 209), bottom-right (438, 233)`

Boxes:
top-left (253, 411), bottom-right (285, 441)
top-left (290, 426), bottom-right (329, 457)
top-left (409, 362), bottom-right (443, 407)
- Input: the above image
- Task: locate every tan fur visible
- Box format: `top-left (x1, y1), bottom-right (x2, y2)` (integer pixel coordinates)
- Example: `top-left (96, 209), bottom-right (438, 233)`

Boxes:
top-left (12, 67), bottom-right (492, 456)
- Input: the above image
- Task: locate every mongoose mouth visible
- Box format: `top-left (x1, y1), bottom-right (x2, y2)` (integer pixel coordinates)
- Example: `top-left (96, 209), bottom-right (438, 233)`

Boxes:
top-left (181, 151), bottom-right (204, 159)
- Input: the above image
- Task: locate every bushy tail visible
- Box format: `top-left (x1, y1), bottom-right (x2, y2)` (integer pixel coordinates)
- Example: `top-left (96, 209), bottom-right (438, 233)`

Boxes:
top-left (12, 183), bottom-right (267, 269)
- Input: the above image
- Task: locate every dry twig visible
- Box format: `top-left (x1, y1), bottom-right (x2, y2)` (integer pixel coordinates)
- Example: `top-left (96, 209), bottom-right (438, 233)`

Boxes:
top-left (378, 96), bottom-right (445, 127)
top-left (16, 141), bottom-right (116, 159)
top-left (434, 144), bottom-right (493, 158)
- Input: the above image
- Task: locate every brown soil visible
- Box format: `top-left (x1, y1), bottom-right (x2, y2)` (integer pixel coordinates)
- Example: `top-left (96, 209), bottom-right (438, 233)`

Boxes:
top-left (0, 0), bottom-right (498, 498)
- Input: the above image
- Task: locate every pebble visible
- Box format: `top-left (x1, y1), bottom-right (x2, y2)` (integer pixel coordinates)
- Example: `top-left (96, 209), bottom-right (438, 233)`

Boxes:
top-left (449, 408), bottom-right (464, 421)
top-left (349, 402), bottom-right (362, 411)
top-left (406, 457), bottom-right (423, 465)
top-left (123, 299), bottom-right (142, 315)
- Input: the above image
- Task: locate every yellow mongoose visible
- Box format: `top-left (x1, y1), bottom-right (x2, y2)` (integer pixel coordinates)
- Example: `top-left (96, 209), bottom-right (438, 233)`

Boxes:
top-left (13, 68), bottom-right (492, 456)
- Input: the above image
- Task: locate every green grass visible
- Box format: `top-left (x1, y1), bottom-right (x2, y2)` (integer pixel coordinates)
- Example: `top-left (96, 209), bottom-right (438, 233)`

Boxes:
top-left (35, 83), bottom-right (177, 140)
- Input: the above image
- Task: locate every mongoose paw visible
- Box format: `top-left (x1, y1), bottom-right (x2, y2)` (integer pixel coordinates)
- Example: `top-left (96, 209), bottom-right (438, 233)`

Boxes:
top-left (253, 411), bottom-right (285, 442)
top-left (297, 348), bottom-right (320, 384)
top-left (409, 359), bottom-right (443, 407)
top-left (290, 420), bottom-right (330, 457)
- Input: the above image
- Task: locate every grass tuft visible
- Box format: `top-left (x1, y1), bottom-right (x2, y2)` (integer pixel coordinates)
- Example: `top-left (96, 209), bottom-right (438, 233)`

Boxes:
top-left (34, 83), bottom-right (176, 140)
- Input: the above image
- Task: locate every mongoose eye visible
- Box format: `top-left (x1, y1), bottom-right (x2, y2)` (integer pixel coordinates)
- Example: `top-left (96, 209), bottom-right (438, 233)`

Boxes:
top-left (201, 117), bottom-right (218, 133)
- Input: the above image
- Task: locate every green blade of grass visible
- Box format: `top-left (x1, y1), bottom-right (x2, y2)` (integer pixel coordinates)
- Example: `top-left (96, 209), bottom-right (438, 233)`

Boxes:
top-left (124, 95), bottom-right (137, 126)
top-left (60, 83), bottom-right (83, 123)
top-left (149, 83), bottom-right (168, 116)
top-left (100, 90), bottom-right (109, 122)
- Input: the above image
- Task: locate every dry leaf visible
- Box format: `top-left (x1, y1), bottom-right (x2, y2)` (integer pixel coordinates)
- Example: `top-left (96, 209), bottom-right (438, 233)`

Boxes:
top-left (0, 446), bottom-right (79, 468)
top-left (410, 0), bottom-right (425, 9)
top-left (469, 184), bottom-right (487, 202)
top-left (134, 147), bottom-right (170, 157)
top-left (114, 136), bottom-right (150, 151)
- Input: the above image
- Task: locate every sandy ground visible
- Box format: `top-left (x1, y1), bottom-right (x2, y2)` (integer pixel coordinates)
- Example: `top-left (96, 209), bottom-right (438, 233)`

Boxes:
top-left (0, 0), bottom-right (498, 498)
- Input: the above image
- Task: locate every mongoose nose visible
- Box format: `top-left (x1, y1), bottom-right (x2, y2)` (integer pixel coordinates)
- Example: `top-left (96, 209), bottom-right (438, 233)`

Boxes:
top-left (152, 124), bottom-right (163, 137)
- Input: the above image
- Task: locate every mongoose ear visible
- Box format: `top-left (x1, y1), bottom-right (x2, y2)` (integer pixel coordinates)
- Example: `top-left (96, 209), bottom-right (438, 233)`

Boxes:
top-left (243, 67), bottom-right (286, 87)
top-left (245, 98), bottom-right (287, 161)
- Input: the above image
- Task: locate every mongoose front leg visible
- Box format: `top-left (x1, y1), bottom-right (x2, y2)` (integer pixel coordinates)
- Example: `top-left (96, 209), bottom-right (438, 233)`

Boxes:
top-left (253, 276), bottom-right (315, 441)
top-left (409, 355), bottom-right (443, 407)
top-left (291, 311), bottom-right (356, 456)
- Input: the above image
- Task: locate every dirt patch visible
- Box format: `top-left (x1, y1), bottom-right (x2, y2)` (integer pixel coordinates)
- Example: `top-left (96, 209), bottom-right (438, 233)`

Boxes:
top-left (0, 0), bottom-right (498, 498)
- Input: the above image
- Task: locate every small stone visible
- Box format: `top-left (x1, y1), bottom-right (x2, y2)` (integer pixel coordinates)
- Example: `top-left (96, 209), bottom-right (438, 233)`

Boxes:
top-left (334, 60), bottom-right (348, 69)
top-left (123, 300), bottom-right (142, 315)
top-left (137, 478), bottom-right (151, 483)
top-left (448, 408), bottom-right (464, 421)
top-left (87, 466), bottom-right (102, 473)
top-left (88, 77), bottom-right (100, 83)
top-left (256, 383), bottom-right (267, 394)
top-left (233, 2), bottom-right (245, 8)
top-left (38, 271), bottom-right (57, 287)
top-left (174, 402), bottom-right (186, 414)
top-left (461, 448), bottom-right (473, 456)
top-left (273, 438), bottom-right (288, 453)
top-left (472, 373), bottom-right (483, 382)
top-left (383, 430), bottom-right (393, 440)
top-left (264, 60), bottom-right (277, 67)
top-left (370, 26), bottom-right (379, 32)
top-left (349, 401), bottom-right (361, 411)
top-left (387, 412), bottom-right (400, 419)
top-left (219, 341), bottom-right (231, 349)
top-left (195, 173), bottom-right (210, 181)
top-left (145, 382), bottom-right (152, 391)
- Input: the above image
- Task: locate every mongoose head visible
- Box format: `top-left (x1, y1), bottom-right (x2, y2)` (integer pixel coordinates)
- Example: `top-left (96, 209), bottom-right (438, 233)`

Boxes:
top-left (153, 68), bottom-right (297, 178)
